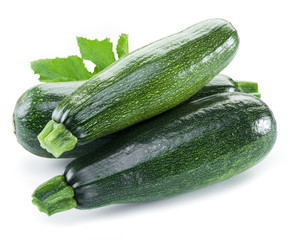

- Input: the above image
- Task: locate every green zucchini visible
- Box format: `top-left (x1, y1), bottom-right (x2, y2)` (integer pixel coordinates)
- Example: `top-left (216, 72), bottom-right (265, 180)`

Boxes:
top-left (32, 92), bottom-right (276, 215)
top-left (14, 74), bottom-right (258, 158)
top-left (38, 18), bottom-right (240, 157)
top-left (13, 82), bottom-right (112, 158)
top-left (187, 74), bottom-right (259, 101)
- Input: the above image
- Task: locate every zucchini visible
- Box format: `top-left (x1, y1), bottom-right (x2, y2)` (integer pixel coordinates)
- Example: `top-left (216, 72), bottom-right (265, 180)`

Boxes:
top-left (38, 18), bottom-right (240, 157)
top-left (188, 74), bottom-right (259, 101)
top-left (13, 82), bottom-right (112, 158)
top-left (32, 92), bottom-right (276, 215)
top-left (14, 75), bottom-right (258, 158)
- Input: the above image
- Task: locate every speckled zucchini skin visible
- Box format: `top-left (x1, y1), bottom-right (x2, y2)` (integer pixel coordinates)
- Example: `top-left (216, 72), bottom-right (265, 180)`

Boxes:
top-left (14, 74), bottom-right (237, 158)
top-left (52, 18), bottom-right (239, 144)
top-left (64, 92), bottom-right (276, 209)
top-left (13, 82), bottom-right (112, 158)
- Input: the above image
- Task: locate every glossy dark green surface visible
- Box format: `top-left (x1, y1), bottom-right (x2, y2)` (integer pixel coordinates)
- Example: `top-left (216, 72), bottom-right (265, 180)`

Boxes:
top-left (14, 74), bottom-right (243, 158)
top-left (51, 19), bottom-right (239, 146)
top-left (62, 92), bottom-right (276, 210)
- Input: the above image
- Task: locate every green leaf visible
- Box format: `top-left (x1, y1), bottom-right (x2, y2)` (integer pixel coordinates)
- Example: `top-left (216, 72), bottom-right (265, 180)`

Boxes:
top-left (116, 33), bottom-right (129, 58)
top-left (77, 37), bottom-right (116, 74)
top-left (31, 55), bottom-right (94, 82)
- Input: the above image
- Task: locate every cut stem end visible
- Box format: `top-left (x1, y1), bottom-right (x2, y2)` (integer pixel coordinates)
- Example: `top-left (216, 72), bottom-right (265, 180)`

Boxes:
top-left (234, 81), bottom-right (259, 93)
top-left (38, 120), bottom-right (77, 158)
top-left (32, 175), bottom-right (77, 216)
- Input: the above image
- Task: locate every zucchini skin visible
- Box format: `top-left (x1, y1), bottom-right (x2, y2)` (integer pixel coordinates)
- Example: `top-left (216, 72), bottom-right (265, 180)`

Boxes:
top-left (13, 82), bottom-right (112, 158)
top-left (63, 92), bottom-right (276, 210)
top-left (50, 19), bottom-right (239, 147)
top-left (14, 74), bottom-right (237, 158)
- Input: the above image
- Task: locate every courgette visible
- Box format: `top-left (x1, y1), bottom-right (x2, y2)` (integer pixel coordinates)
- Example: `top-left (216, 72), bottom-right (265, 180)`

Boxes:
top-left (32, 92), bottom-right (276, 215)
top-left (13, 82), bottom-right (111, 158)
top-left (188, 74), bottom-right (259, 101)
top-left (38, 18), bottom-right (240, 157)
top-left (14, 75), bottom-right (258, 158)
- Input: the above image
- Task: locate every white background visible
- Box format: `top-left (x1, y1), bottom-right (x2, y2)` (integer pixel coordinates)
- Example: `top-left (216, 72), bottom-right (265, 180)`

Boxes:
top-left (1, 0), bottom-right (289, 239)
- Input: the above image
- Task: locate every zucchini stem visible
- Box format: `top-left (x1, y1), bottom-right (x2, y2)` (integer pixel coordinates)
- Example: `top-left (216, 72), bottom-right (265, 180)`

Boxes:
top-left (249, 92), bottom-right (261, 98)
top-left (38, 120), bottom-right (77, 158)
top-left (32, 175), bottom-right (77, 216)
top-left (234, 81), bottom-right (258, 93)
